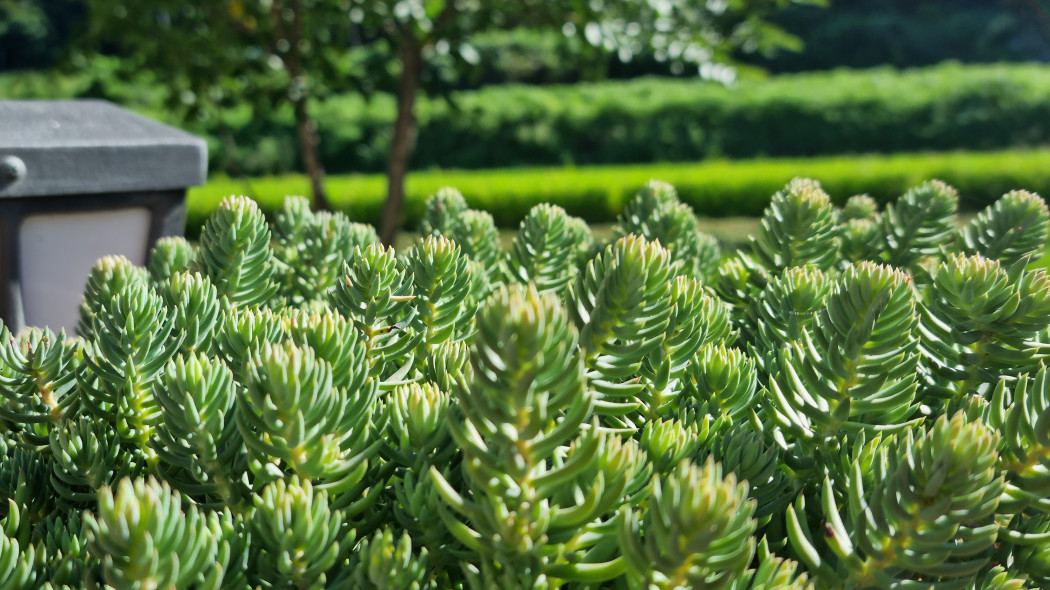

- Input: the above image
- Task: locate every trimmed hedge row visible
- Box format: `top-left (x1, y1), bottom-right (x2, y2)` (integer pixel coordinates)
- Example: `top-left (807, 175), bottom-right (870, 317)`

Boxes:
top-left (9, 64), bottom-right (1050, 177)
top-left (187, 148), bottom-right (1050, 237)
top-left (220, 63), bottom-right (1050, 176)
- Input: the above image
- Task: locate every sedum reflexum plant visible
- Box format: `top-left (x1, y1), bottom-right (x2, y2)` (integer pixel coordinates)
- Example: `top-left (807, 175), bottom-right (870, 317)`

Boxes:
top-left (1, 180), bottom-right (1049, 589)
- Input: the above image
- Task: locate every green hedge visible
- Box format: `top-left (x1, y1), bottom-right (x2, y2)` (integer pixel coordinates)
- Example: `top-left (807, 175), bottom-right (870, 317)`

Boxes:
top-left (72, 62), bottom-right (1050, 178)
top-left (8, 64), bottom-right (1050, 177)
top-left (188, 148), bottom-right (1050, 237)
top-left (751, 0), bottom-right (1050, 73)
top-left (284, 63), bottom-right (1050, 175)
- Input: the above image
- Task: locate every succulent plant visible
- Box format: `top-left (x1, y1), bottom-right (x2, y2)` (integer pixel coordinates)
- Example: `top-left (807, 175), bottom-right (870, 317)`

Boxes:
top-left (0, 180), bottom-right (1047, 590)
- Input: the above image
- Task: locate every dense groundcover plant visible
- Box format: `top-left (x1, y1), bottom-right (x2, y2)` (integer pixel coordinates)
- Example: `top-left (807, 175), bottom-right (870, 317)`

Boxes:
top-left (0, 178), bottom-right (1049, 589)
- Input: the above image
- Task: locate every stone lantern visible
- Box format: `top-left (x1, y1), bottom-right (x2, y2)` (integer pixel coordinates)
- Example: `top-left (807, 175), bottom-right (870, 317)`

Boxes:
top-left (0, 99), bottom-right (206, 332)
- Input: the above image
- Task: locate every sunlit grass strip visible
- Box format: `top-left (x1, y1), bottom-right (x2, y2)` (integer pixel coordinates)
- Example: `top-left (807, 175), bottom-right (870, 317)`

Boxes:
top-left (188, 148), bottom-right (1050, 236)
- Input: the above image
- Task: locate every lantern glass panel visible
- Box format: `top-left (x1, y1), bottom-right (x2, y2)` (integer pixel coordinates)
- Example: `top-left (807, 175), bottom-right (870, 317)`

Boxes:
top-left (19, 207), bottom-right (150, 333)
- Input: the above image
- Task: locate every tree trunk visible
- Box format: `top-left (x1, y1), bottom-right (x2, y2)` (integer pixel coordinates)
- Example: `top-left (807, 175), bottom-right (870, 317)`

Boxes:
top-left (380, 37), bottom-right (422, 246)
top-left (293, 97), bottom-right (328, 211)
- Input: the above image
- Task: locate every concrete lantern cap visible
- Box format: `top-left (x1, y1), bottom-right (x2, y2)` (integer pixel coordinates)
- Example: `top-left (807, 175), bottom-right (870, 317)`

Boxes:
top-left (0, 99), bottom-right (208, 197)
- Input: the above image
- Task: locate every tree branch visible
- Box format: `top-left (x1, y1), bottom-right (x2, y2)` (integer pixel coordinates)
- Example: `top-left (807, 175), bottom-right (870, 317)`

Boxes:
top-left (424, 0), bottom-right (459, 45)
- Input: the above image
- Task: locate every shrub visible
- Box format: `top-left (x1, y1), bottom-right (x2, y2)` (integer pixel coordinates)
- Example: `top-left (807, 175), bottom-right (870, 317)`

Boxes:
top-left (292, 63), bottom-right (1050, 174)
top-left (13, 63), bottom-right (1050, 177)
top-left (751, 0), bottom-right (1050, 73)
top-left (1, 178), bottom-right (1049, 588)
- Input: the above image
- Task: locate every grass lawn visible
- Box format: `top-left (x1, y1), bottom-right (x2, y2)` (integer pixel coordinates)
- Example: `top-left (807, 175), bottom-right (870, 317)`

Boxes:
top-left (188, 148), bottom-right (1050, 236)
top-left (195, 151), bottom-right (1050, 270)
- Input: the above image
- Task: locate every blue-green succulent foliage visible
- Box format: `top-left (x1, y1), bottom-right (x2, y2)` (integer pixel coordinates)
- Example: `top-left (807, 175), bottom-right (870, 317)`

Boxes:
top-left (1, 181), bottom-right (1048, 589)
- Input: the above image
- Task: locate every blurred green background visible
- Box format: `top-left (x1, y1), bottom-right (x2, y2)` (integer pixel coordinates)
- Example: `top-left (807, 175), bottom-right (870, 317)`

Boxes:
top-left (3, 0), bottom-right (1050, 237)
